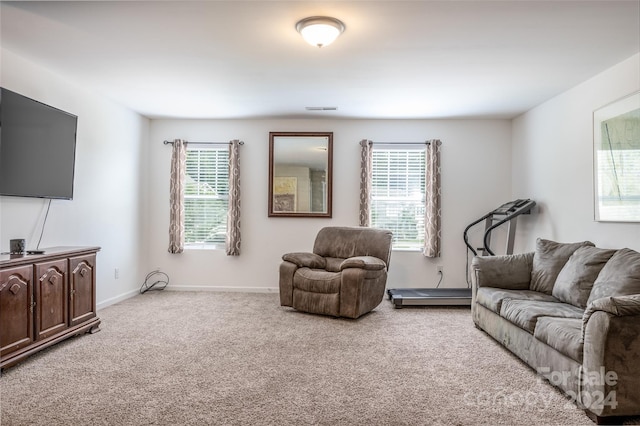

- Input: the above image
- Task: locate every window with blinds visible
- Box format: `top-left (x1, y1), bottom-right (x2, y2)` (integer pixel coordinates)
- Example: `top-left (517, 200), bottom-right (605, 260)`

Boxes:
top-left (184, 147), bottom-right (229, 248)
top-left (596, 149), bottom-right (640, 221)
top-left (371, 148), bottom-right (426, 250)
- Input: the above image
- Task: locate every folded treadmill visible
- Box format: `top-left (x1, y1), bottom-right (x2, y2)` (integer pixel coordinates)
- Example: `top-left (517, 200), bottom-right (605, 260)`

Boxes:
top-left (387, 199), bottom-right (536, 308)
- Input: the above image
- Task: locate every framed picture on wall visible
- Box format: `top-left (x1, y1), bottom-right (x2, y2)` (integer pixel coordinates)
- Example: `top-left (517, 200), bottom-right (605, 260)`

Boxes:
top-left (593, 91), bottom-right (640, 222)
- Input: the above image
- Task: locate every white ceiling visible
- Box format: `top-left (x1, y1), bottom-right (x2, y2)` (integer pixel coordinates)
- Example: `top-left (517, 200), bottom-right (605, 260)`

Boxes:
top-left (1, 1), bottom-right (639, 120)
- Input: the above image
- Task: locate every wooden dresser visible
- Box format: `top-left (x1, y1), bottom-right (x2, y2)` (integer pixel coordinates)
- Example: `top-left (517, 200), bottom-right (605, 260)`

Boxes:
top-left (0, 246), bottom-right (100, 370)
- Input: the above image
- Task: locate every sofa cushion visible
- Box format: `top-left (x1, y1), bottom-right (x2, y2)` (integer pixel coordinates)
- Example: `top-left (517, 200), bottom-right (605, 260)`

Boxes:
top-left (472, 252), bottom-right (534, 290)
top-left (534, 317), bottom-right (584, 363)
top-left (476, 287), bottom-right (560, 314)
top-left (552, 246), bottom-right (617, 308)
top-left (530, 238), bottom-right (595, 295)
top-left (500, 299), bottom-right (584, 334)
top-left (587, 248), bottom-right (640, 306)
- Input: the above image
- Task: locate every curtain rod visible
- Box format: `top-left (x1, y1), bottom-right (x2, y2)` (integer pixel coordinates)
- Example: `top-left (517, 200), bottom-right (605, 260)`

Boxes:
top-left (367, 141), bottom-right (431, 145)
top-left (163, 140), bottom-right (244, 146)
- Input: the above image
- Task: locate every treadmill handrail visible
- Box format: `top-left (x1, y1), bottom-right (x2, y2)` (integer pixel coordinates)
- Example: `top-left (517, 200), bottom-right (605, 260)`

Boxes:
top-left (483, 200), bottom-right (536, 255)
top-left (463, 212), bottom-right (493, 256)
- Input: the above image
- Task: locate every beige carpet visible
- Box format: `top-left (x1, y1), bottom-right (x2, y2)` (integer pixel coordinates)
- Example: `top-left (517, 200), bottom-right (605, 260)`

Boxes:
top-left (0, 291), bottom-right (606, 425)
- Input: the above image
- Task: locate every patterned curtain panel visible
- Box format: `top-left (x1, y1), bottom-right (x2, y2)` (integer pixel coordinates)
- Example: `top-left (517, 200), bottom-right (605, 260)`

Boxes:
top-left (168, 139), bottom-right (187, 254)
top-left (423, 139), bottom-right (442, 258)
top-left (359, 139), bottom-right (373, 227)
top-left (226, 140), bottom-right (242, 256)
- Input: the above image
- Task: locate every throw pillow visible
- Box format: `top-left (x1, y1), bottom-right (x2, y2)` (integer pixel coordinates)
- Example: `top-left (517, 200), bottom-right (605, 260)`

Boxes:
top-left (530, 238), bottom-right (595, 295)
top-left (552, 246), bottom-right (617, 308)
top-left (587, 248), bottom-right (640, 306)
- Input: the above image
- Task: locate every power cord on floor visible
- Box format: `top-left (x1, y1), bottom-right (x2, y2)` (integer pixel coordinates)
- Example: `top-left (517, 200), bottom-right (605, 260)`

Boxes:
top-left (466, 248), bottom-right (472, 288)
top-left (140, 270), bottom-right (169, 294)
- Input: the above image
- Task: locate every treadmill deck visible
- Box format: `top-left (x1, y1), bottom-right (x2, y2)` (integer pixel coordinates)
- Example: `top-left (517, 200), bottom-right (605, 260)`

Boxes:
top-left (387, 288), bottom-right (472, 307)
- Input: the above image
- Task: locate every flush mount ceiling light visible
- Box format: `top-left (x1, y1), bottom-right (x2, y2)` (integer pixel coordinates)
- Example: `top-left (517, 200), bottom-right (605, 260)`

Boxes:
top-left (305, 106), bottom-right (338, 111)
top-left (296, 16), bottom-right (345, 48)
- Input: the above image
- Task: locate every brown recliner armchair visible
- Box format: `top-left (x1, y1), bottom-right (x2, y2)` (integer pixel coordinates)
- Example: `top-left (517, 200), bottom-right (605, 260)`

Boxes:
top-left (279, 226), bottom-right (393, 319)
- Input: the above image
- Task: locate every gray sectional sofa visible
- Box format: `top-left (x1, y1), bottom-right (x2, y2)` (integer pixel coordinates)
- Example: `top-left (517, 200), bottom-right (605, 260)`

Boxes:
top-left (471, 238), bottom-right (640, 424)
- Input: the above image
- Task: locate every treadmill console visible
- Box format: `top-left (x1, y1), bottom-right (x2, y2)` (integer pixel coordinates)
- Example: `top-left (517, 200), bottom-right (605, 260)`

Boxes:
top-left (463, 198), bottom-right (536, 256)
top-left (494, 198), bottom-right (533, 215)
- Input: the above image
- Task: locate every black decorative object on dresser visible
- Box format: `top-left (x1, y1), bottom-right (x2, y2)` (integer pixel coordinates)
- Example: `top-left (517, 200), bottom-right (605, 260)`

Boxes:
top-left (0, 246), bottom-right (100, 370)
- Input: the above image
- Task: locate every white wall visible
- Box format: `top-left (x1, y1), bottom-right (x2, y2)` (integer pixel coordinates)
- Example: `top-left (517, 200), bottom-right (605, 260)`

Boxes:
top-left (0, 49), bottom-right (150, 307)
top-left (512, 53), bottom-right (640, 252)
top-left (148, 118), bottom-right (512, 291)
top-left (2, 47), bottom-right (635, 305)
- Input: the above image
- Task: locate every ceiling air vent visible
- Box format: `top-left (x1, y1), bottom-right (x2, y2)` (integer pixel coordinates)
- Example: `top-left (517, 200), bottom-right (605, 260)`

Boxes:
top-left (305, 106), bottom-right (338, 111)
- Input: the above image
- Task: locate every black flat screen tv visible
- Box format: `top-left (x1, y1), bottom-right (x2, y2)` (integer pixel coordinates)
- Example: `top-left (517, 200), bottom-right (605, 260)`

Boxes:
top-left (0, 88), bottom-right (78, 200)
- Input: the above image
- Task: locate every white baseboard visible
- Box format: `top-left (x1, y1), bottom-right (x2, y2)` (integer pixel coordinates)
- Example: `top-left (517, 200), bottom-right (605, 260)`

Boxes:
top-left (165, 285), bottom-right (279, 293)
top-left (96, 288), bottom-right (139, 310)
top-left (96, 286), bottom-right (279, 310)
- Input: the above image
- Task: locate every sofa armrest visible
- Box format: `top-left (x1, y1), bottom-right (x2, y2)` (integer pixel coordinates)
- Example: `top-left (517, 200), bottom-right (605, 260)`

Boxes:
top-left (340, 256), bottom-right (386, 271)
top-left (581, 294), bottom-right (640, 416)
top-left (282, 252), bottom-right (326, 269)
top-left (583, 294), bottom-right (640, 326)
top-left (471, 252), bottom-right (534, 290)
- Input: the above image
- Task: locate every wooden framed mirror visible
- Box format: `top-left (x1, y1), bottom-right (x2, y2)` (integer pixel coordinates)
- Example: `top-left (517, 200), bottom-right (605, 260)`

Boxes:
top-left (268, 132), bottom-right (333, 217)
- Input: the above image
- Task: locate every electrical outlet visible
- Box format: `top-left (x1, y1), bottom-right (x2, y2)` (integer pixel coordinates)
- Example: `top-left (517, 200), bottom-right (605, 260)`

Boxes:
top-left (436, 265), bottom-right (443, 273)
top-left (114, 268), bottom-right (120, 279)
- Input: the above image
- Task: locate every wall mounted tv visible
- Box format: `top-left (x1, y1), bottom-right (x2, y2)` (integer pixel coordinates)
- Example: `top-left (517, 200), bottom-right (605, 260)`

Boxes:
top-left (0, 88), bottom-right (78, 200)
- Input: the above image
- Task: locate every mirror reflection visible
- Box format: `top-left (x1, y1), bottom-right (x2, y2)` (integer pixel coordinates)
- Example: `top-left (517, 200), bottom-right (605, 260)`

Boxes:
top-left (269, 132), bottom-right (333, 217)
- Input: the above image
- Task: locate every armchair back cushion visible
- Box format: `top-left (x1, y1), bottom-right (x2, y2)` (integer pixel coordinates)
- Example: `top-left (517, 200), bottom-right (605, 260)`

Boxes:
top-left (313, 226), bottom-right (392, 269)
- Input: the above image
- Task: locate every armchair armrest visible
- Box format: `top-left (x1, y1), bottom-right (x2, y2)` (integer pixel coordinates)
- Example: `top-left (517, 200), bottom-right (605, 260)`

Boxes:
top-left (279, 253), bottom-right (325, 308)
top-left (340, 256), bottom-right (386, 271)
top-left (471, 252), bottom-right (533, 290)
top-left (282, 252), bottom-right (326, 269)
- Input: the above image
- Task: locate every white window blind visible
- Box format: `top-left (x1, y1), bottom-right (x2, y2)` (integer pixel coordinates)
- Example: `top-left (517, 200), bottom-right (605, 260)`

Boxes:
top-left (184, 147), bottom-right (229, 248)
top-left (371, 148), bottom-right (426, 250)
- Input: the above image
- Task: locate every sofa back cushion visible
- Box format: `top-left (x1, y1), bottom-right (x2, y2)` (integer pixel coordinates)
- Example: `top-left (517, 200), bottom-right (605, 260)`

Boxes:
top-left (551, 246), bottom-right (617, 308)
top-left (472, 252), bottom-right (534, 290)
top-left (587, 248), bottom-right (640, 305)
top-left (530, 238), bottom-right (595, 294)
